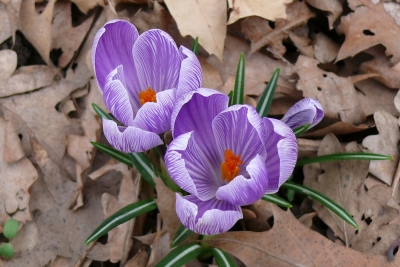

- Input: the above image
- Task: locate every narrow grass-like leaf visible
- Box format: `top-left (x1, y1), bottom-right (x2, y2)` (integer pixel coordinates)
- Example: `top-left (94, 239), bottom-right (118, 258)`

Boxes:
top-left (210, 247), bottom-right (238, 267)
top-left (92, 103), bottom-right (113, 120)
top-left (232, 53), bottom-right (245, 105)
top-left (91, 141), bottom-right (132, 167)
top-left (191, 37), bottom-right (199, 56)
top-left (159, 157), bottom-right (182, 192)
top-left (155, 243), bottom-right (203, 267)
top-left (85, 199), bottom-right (157, 245)
top-left (228, 90), bottom-right (234, 106)
top-left (3, 219), bottom-right (19, 239)
top-left (171, 225), bottom-right (194, 247)
top-left (293, 124), bottom-right (311, 137)
top-left (287, 189), bottom-right (295, 202)
top-left (128, 153), bottom-right (156, 188)
top-left (261, 194), bottom-right (292, 208)
top-left (0, 243), bottom-right (14, 259)
top-left (256, 68), bottom-right (280, 117)
top-left (296, 152), bottom-right (392, 167)
top-left (281, 182), bottom-right (359, 229)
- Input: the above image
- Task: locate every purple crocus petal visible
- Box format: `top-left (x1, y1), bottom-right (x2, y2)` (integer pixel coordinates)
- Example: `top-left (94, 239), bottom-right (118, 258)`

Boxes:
top-left (132, 89), bottom-right (174, 134)
top-left (281, 98), bottom-right (324, 130)
top-left (132, 30), bottom-right (181, 93)
top-left (263, 118), bottom-right (297, 193)
top-left (92, 20), bottom-right (139, 94)
top-left (212, 105), bottom-right (267, 167)
top-left (215, 154), bottom-right (269, 206)
top-left (175, 194), bottom-right (243, 235)
top-left (103, 119), bottom-right (163, 153)
top-left (165, 132), bottom-right (222, 200)
top-left (103, 66), bottom-right (135, 126)
top-left (175, 46), bottom-right (202, 100)
top-left (171, 89), bottom-right (229, 167)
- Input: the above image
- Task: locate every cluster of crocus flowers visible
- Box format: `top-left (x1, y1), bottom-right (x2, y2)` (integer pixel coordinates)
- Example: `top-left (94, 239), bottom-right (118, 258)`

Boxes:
top-left (92, 20), bottom-right (324, 235)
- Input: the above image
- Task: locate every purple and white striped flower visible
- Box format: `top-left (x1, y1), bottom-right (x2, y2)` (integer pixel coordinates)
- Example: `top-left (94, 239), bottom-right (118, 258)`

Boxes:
top-left (165, 89), bottom-right (298, 235)
top-left (92, 20), bottom-right (202, 152)
top-left (281, 98), bottom-right (324, 130)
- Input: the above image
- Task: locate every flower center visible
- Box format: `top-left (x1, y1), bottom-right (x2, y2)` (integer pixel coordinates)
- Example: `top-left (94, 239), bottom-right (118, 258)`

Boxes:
top-left (138, 87), bottom-right (157, 105)
top-left (221, 149), bottom-right (243, 183)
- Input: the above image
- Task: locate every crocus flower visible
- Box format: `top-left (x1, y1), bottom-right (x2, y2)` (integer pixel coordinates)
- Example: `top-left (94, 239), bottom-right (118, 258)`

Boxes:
top-left (165, 89), bottom-right (298, 235)
top-left (281, 98), bottom-right (324, 130)
top-left (92, 20), bottom-right (201, 152)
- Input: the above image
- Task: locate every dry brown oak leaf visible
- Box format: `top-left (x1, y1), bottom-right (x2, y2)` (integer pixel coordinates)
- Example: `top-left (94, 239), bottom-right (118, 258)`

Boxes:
top-left (164, 0), bottom-right (226, 61)
top-left (296, 55), bottom-right (365, 125)
top-left (227, 0), bottom-right (292, 25)
top-left (0, 0), bottom-right (21, 44)
top-left (303, 133), bottom-right (400, 256)
top-left (0, 118), bottom-right (37, 225)
top-left (207, 205), bottom-right (393, 266)
top-left (305, 0), bottom-right (342, 29)
top-left (337, 0), bottom-right (400, 64)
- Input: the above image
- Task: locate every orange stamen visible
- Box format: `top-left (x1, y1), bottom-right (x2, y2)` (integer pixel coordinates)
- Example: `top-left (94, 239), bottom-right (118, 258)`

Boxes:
top-left (138, 87), bottom-right (157, 105)
top-left (221, 149), bottom-right (243, 183)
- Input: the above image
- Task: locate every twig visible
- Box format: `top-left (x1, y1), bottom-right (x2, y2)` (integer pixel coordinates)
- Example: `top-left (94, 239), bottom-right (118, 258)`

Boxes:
top-left (74, 240), bottom-right (96, 267)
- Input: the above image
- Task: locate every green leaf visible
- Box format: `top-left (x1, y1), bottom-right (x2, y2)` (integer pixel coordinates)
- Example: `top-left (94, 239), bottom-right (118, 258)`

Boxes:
top-left (191, 37), bottom-right (199, 56)
top-left (128, 153), bottom-right (156, 188)
top-left (3, 219), bottom-right (19, 239)
top-left (261, 194), bottom-right (292, 208)
top-left (256, 68), bottom-right (280, 117)
top-left (171, 225), bottom-right (194, 247)
top-left (0, 243), bottom-right (14, 259)
top-left (92, 103), bottom-right (113, 120)
top-left (296, 152), bottom-right (392, 167)
top-left (210, 247), bottom-right (238, 267)
top-left (155, 243), bottom-right (203, 267)
top-left (91, 142), bottom-right (132, 167)
top-left (281, 182), bottom-right (359, 229)
top-left (287, 189), bottom-right (295, 202)
top-left (232, 53), bottom-right (245, 105)
top-left (293, 124), bottom-right (311, 137)
top-left (228, 90), bottom-right (234, 106)
top-left (85, 199), bottom-right (157, 245)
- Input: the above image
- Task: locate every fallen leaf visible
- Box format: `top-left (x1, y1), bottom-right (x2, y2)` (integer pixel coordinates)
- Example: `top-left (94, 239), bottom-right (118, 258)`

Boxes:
top-left (125, 249), bottom-right (148, 267)
top-left (303, 121), bottom-right (370, 138)
top-left (312, 31), bottom-right (340, 63)
top-left (248, 1), bottom-right (314, 54)
top-left (0, 49), bottom-right (17, 80)
top-left (207, 205), bottom-right (392, 266)
top-left (288, 31), bottom-right (314, 58)
top-left (18, 0), bottom-right (57, 65)
top-left (70, 0), bottom-right (104, 14)
top-left (337, 0), bottom-right (400, 64)
top-left (303, 134), bottom-right (400, 255)
top-left (227, 0), bottom-right (292, 25)
top-left (296, 55), bottom-right (365, 125)
top-left (130, 1), bottom-right (169, 33)
top-left (0, 118), bottom-right (37, 225)
top-left (164, 0), bottom-right (227, 60)
top-left (362, 111), bottom-right (399, 185)
top-left (0, 0), bottom-right (21, 44)
top-left (4, 119), bottom-right (24, 163)
top-left (305, 0), bottom-right (342, 29)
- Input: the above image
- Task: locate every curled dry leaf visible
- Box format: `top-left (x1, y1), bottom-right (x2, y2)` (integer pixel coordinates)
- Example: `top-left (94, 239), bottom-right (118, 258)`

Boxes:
top-left (207, 205), bottom-right (391, 266)
top-left (0, 0), bottom-right (21, 44)
top-left (89, 162), bottom-right (140, 263)
top-left (0, 49), bottom-right (17, 80)
top-left (18, 0), bottom-right (56, 65)
top-left (248, 1), bottom-right (314, 54)
top-left (337, 0), bottom-right (400, 64)
top-left (304, 134), bottom-right (400, 255)
top-left (227, 0), bottom-right (292, 25)
top-left (164, 0), bottom-right (226, 60)
top-left (296, 55), bottom-right (365, 125)
top-left (288, 31), bottom-right (314, 58)
top-left (362, 111), bottom-right (399, 185)
top-left (312, 31), bottom-right (340, 63)
top-left (305, 0), bottom-right (342, 29)
top-left (70, 0), bottom-right (104, 14)
top-left (0, 118), bottom-right (37, 225)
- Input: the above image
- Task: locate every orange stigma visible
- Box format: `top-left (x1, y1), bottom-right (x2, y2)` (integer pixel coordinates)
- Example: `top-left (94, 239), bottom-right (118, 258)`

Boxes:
top-left (221, 149), bottom-right (243, 183)
top-left (138, 87), bottom-right (157, 105)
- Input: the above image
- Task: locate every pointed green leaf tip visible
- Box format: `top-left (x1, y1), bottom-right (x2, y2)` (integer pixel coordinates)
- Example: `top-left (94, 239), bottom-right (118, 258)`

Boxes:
top-left (281, 182), bottom-right (359, 230)
top-left (85, 199), bottom-right (157, 245)
top-left (91, 103), bottom-right (113, 120)
top-left (191, 37), bottom-right (199, 56)
top-left (91, 141), bottom-right (132, 167)
top-left (232, 53), bottom-right (245, 105)
top-left (261, 194), bottom-right (292, 208)
top-left (155, 243), bottom-right (203, 267)
top-left (296, 152), bottom-right (393, 167)
top-left (256, 68), bottom-right (280, 117)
